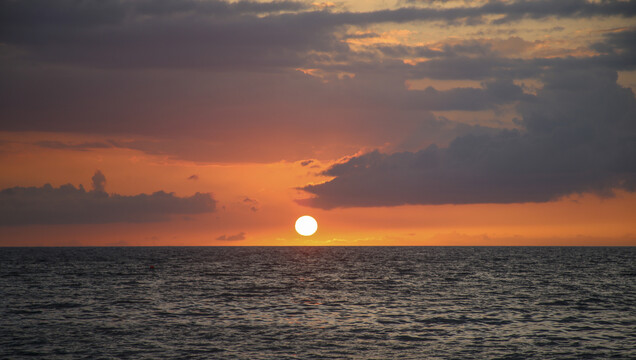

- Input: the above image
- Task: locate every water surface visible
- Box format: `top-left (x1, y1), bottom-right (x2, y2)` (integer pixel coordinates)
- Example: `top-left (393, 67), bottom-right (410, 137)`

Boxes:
top-left (1, 247), bottom-right (634, 359)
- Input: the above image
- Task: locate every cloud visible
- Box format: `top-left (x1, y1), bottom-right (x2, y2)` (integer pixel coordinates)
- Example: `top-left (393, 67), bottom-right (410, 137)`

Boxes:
top-left (91, 170), bottom-right (106, 192)
top-left (591, 28), bottom-right (636, 69)
top-left (0, 0), bottom-right (329, 69)
top-left (0, 67), bottom-right (434, 162)
top-left (403, 79), bottom-right (531, 111)
top-left (34, 140), bottom-right (114, 151)
top-left (1, 1), bottom-right (635, 165)
top-left (0, 171), bottom-right (217, 225)
top-left (216, 232), bottom-right (246, 241)
top-left (298, 68), bottom-right (636, 208)
top-left (243, 197), bottom-right (260, 212)
top-left (187, 174), bottom-right (199, 180)
top-left (1, 0), bottom-right (634, 70)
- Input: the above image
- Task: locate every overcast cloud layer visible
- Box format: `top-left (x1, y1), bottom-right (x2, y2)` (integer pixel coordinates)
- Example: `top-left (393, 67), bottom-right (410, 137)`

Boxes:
top-left (1, 0), bottom-right (635, 206)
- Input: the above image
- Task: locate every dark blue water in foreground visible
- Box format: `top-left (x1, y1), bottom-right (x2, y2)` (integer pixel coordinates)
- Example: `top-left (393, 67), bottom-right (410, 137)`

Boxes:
top-left (1, 247), bottom-right (635, 359)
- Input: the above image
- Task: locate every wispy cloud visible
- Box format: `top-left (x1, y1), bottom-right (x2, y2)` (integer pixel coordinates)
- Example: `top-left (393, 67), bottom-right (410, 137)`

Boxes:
top-left (216, 232), bottom-right (246, 241)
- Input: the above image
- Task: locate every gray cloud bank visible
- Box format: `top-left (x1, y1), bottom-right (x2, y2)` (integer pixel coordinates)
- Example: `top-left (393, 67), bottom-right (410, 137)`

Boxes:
top-left (299, 69), bottom-right (636, 208)
top-left (0, 171), bottom-right (216, 225)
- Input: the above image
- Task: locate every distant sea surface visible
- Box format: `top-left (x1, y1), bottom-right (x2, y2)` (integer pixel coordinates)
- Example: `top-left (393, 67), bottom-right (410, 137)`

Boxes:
top-left (1, 247), bottom-right (634, 359)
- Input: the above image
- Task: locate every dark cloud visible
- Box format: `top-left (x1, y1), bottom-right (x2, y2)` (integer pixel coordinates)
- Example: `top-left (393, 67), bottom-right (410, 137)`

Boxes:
top-left (34, 140), bottom-right (114, 151)
top-left (0, 171), bottom-right (217, 225)
top-left (394, 116), bottom-right (503, 152)
top-left (216, 232), bottom-right (246, 241)
top-left (343, 32), bottom-right (380, 39)
top-left (591, 29), bottom-right (636, 69)
top-left (299, 69), bottom-right (636, 208)
top-left (187, 174), bottom-right (199, 180)
top-left (315, 0), bottom-right (636, 28)
top-left (243, 197), bottom-right (260, 212)
top-left (0, 67), bottom-right (432, 162)
top-left (300, 160), bottom-right (314, 166)
top-left (486, 0), bottom-right (636, 24)
top-left (340, 30), bottom-right (636, 81)
top-left (404, 56), bottom-right (532, 80)
top-left (376, 40), bottom-right (494, 59)
top-left (0, 0), bottom-right (331, 69)
top-left (1, 1), bottom-right (635, 164)
top-left (404, 79), bottom-right (531, 111)
top-left (1, 0), bottom-right (634, 69)
top-left (0, 0), bottom-right (308, 28)
top-left (2, 44), bottom-right (627, 163)
top-left (91, 170), bottom-right (106, 192)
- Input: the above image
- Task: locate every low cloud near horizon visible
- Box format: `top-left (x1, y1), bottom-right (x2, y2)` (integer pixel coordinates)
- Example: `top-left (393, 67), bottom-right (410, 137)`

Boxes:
top-left (0, 171), bottom-right (217, 225)
top-left (216, 232), bottom-right (246, 241)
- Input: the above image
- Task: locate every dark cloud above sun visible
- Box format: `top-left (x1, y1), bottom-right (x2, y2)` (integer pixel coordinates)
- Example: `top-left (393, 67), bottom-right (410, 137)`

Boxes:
top-left (299, 68), bottom-right (636, 208)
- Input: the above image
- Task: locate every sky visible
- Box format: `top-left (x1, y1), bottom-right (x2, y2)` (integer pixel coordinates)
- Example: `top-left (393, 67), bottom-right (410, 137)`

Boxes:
top-left (1, 0), bottom-right (635, 246)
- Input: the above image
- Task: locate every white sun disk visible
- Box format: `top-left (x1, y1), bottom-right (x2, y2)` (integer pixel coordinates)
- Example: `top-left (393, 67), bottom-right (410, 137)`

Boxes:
top-left (295, 215), bottom-right (318, 236)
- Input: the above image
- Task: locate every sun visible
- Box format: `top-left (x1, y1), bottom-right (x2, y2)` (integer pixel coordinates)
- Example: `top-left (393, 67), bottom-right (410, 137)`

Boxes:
top-left (295, 215), bottom-right (318, 236)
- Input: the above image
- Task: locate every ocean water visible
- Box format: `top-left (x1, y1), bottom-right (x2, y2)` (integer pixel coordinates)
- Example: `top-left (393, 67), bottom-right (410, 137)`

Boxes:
top-left (1, 247), bottom-right (634, 359)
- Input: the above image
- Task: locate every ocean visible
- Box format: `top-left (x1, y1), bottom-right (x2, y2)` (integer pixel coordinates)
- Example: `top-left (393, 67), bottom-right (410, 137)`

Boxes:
top-left (1, 247), bottom-right (634, 359)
